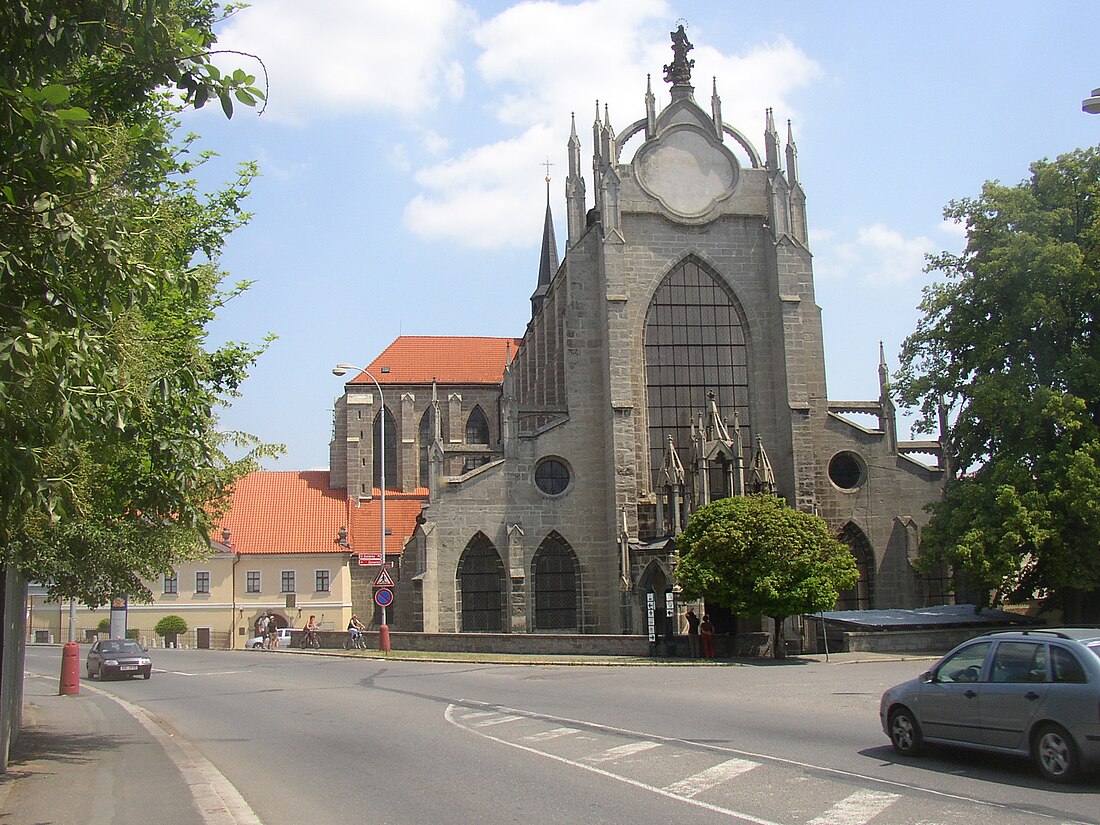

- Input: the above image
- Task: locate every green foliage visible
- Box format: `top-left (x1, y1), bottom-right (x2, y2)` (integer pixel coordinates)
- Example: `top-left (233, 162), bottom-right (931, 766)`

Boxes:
top-left (896, 147), bottom-right (1100, 615)
top-left (0, 1), bottom-right (280, 605)
top-left (154, 614), bottom-right (187, 637)
top-left (97, 617), bottom-right (111, 633)
top-left (676, 495), bottom-right (858, 637)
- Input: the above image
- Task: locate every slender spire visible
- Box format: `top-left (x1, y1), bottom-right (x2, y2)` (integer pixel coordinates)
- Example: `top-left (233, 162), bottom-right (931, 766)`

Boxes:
top-left (785, 119), bottom-right (799, 183)
top-left (531, 167), bottom-right (559, 317)
top-left (711, 76), bottom-right (723, 140)
top-left (765, 108), bottom-right (780, 172)
top-left (645, 73), bottom-right (656, 138)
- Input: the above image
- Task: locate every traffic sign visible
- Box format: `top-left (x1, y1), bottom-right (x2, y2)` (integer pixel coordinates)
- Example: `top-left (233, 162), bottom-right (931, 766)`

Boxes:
top-left (373, 568), bottom-right (394, 587)
top-left (357, 553), bottom-right (383, 566)
top-left (374, 587), bottom-right (393, 607)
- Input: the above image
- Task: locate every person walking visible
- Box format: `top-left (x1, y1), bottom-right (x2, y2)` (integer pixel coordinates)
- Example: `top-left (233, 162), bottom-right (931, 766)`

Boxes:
top-left (265, 614), bottom-right (279, 649)
top-left (685, 609), bottom-right (701, 657)
top-left (700, 614), bottom-right (716, 658)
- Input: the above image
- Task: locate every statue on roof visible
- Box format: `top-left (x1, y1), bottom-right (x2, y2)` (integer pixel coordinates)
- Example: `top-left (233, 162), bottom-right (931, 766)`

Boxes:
top-left (663, 24), bottom-right (694, 86)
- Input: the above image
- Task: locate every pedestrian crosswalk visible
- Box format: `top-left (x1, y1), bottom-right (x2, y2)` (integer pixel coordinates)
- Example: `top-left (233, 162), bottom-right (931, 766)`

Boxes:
top-left (444, 703), bottom-right (1084, 825)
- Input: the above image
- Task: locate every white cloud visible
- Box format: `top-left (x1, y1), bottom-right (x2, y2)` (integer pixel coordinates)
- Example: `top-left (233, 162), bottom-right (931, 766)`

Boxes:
top-left (406, 0), bottom-right (822, 249)
top-left (215, 0), bottom-right (473, 124)
top-left (405, 125), bottom-right (557, 249)
top-left (812, 223), bottom-right (938, 286)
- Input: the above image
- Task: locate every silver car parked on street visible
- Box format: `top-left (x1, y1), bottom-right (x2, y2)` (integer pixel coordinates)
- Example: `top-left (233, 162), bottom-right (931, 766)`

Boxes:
top-left (880, 627), bottom-right (1100, 782)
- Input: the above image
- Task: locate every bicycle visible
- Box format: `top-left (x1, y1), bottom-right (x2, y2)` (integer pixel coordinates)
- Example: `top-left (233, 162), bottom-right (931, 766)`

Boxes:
top-left (299, 629), bottom-right (320, 649)
top-left (342, 630), bottom-right (368, 650)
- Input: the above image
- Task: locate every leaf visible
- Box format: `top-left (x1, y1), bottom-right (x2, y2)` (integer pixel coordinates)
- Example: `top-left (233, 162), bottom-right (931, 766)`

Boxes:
top-left (219, 91), bottom-right (233, 119)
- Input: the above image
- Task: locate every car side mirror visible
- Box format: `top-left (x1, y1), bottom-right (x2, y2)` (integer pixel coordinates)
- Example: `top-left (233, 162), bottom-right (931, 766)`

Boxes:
top-left (919, 670), bottom-right (934, 684)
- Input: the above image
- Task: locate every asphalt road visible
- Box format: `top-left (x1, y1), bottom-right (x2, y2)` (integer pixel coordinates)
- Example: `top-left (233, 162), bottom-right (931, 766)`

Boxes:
top-left (22, 647), bottom-right (1100, 825)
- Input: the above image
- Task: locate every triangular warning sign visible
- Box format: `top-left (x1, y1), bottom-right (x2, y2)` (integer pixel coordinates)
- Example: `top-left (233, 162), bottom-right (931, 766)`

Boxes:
top-left (373, 568), bottom-right (394, 587)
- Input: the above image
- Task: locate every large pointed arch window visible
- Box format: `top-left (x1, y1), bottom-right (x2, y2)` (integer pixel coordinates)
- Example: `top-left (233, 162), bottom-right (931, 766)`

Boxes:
top-left (457, 533), bottom-right (505, 632)
top-left (836, 523), bottom-right (874, 610)
top-left (465, 406), bottom-right (490, 444)
top-left (373, 407), bottom-right (397, 490)
top-left (533, 533), bottom-right (579, 630)
top-left (644, 259), bottom-right (750, 491)
top-left (418, 409), bottom-right (433, 488)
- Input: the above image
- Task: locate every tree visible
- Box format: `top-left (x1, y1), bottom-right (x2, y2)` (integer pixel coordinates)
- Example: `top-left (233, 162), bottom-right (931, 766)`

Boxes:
top-left (676, 495), bottom-right (858, 658)
top-left (154, 614), bottom-right (187, 639)
top-left (0, 2), bottom-right (278, 607)
top-left (896, 147), bottom-right (1100, 621)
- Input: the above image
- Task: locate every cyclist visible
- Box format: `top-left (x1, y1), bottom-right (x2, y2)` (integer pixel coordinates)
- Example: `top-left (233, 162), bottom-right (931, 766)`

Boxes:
top-left (303, 614), bottom-right (319, 648)
top-left (347, 613), bottom-right (366, 647)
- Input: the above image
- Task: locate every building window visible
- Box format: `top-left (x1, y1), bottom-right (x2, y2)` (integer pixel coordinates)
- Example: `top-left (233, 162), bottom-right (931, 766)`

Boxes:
top-left (534, 457), bottom-right (570, 496)
top-left (281, 570), bottom-right (296, 593)
top-left (828, 451), bottom-right (866, 490)
top-left (163, 572), bottom-right (178, 594)
top-left (419, 408), bottom-right (433, 487)
top-left (533, 533), bottom-right (579, 630)
top-left (465, 406), bottom-right (490, 444)
top-left (373, 407), bottom-right (397, 490)
top-left (315, 570), bottom-right (330, 593)
top-left (246, 571), bottom-right (260, 593)
top-left (644, 259), bottom-right (751, 493)
top-left (195, 571), bottom-right (210, 594)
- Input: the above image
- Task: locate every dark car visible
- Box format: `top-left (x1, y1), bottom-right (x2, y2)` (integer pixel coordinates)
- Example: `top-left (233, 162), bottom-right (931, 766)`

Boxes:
top-left (880, 627), bottom-right (1100, 782)
top-left (86, 638), bottom-right (153, 680)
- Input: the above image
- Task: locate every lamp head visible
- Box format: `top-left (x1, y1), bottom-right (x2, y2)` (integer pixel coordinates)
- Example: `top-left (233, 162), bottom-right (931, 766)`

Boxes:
top-left (332, 364), bottom-right (355, 377)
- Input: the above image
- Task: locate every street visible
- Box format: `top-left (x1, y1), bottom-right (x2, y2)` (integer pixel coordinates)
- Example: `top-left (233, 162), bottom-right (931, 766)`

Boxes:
top-left (19, 647), bottom-right (1100, 825)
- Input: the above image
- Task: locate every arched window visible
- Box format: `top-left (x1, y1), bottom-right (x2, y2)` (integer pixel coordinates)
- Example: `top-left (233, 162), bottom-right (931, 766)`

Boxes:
top-left (465, 406), bottom-right (490, 444)
top-left (533, 533), bottom-right (579, 630)
top-left (644, 259), bottom-right (750, 492)
top-left (457, 533), bottom-right (505, 632)
top-left (418, 409), bottom-right (433, 488)
top-left (836, 523), bottom-right (875, 610)
top-left (373, 407), bottom-right (397, 491)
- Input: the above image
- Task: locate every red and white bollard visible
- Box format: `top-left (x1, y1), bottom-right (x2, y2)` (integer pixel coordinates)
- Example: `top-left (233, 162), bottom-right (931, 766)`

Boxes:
top-left (59, 642), bottom-right (80, 695)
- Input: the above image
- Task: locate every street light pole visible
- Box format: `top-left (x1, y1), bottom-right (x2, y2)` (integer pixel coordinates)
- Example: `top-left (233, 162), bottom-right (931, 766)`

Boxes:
top-left (1083, 87), bottom-right (1100, 115)
top-left (333, 364), bottom-right (390, 653)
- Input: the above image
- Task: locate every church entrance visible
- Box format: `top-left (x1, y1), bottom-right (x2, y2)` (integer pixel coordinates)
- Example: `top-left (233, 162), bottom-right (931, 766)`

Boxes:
top-left (638, 561), bottom-right (674, 643)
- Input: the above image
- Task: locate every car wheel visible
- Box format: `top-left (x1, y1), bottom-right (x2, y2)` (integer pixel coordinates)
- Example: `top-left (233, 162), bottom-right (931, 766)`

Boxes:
top-left (250, 642), bottom-right (262, 649)
top-left (86, 666), bottom-right (95, 680)
top-left (889, 706), bottom-right (923, 756)
top-left (142, 672), bottom-right (151, 679)
top-left (1033, 723), bottom-right (1079, 783)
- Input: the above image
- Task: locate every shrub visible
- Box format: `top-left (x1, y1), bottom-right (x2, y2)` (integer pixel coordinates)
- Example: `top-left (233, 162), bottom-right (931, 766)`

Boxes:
top-left (97, 617), bottom-right (111, 633)
top-left (154, 615), bottom-right (188, 638)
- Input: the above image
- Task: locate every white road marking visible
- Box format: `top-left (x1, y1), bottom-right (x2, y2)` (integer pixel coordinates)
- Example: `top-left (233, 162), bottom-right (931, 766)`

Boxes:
top-left (662, 758), bottom-right (759, 798)
top-left (446, 703), bottom-right (785, 825)
top-left (447, 700), bottom-right (1093, 825)
top-left (167, 670), bottom-right (251, 677)
top-left (807, 789), bottom-right (900, 825)
top-left (584, 741), bottom-right (661, 762)
top-left (523, 726), bottom-right (581, 742)
top-left (457, 710), bottom-right (498, 720)
top-left (472, 714), bottom-right (523, 727)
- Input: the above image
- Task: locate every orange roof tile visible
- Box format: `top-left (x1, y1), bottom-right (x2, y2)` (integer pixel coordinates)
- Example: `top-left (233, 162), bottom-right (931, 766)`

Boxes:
top-left (347, 336), bottom-right (522, 386)
top-left (347, 489), bottom-right (428, 556)
top-left (216, 471), bottom-right (347, 555)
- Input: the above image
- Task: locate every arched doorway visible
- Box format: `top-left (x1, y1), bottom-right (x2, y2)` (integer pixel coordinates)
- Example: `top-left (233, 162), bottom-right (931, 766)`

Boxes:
top-left (836, 522), bottom-right (875, 610)
top-left (637, 558), bottom-right (675, 642)
top-left (457, 533), bottom-right (506, 632)
top-left (532, 533), bottom-right (579, 631)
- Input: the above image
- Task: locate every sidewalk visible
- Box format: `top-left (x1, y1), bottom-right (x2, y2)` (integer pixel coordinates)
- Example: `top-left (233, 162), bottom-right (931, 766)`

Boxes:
top-left (0, 674), bottom-right (202, 825)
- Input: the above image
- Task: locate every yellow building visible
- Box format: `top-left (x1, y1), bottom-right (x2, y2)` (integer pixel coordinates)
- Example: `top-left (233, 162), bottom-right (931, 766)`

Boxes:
top-left (28, 472), bottom-right (361, 649)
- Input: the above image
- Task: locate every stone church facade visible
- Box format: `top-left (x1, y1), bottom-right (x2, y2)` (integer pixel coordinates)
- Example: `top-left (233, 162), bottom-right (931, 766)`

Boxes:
top-left (330, 29), bottom-right (946, 638)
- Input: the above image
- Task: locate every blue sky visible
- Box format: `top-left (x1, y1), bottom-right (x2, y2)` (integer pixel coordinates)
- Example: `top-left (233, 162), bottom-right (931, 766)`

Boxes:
top-left (189, 0), bottom-right (1100, 470)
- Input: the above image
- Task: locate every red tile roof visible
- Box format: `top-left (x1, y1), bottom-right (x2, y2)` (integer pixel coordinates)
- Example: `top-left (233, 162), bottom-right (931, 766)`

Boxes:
top-left (214, 472), bottom-right (426, 558)
top-left (346, 336), bottom-right (522, 386)
top-left (216, 471), bottom-right (348, 555)
top-left (347, 489), bottom-right (427, 556)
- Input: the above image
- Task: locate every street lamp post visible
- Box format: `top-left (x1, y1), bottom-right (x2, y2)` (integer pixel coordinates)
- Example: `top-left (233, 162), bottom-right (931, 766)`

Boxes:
top-left (1083, 88), bottom-right (1100, 115)
top-left (332, 364), bottom-right (390, 653)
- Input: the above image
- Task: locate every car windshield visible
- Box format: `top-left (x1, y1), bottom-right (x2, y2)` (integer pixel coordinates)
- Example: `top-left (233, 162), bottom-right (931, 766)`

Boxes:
top-left (1088, 642), bottom-right (1100, 661)
top-left (101, 641), bottom-right (144, 655)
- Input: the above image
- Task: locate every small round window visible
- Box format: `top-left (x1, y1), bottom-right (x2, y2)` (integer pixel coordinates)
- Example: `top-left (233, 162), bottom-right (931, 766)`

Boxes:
top-left (534, 458), bottom-right (570, 496)
top-left (828, 452), bottom-right (866, 490)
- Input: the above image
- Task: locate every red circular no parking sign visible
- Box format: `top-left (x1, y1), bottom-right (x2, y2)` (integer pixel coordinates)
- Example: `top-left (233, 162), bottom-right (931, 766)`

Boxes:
top-left (374, 587), bottom-right (393, 607)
